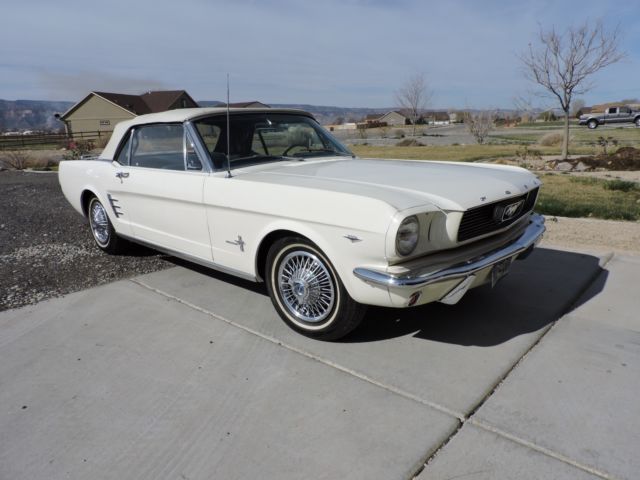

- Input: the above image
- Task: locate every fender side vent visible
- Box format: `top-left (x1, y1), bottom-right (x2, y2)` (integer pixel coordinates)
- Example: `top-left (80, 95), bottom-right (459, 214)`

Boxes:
top-left (107, 194), bottom-right (124, 218)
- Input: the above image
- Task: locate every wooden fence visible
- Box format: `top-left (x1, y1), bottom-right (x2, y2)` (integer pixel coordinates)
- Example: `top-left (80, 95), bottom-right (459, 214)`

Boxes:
top-left (0, 130), bottom-right (110, 150)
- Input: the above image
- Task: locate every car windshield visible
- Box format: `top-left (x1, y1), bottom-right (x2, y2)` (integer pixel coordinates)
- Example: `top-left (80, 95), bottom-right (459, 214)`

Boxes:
top-left (193, 113), bottom-right (352, 170)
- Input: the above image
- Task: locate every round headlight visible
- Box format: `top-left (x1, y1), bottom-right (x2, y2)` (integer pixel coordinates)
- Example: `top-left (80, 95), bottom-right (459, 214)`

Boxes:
top-left (396, 215), bottom-right (419, 256)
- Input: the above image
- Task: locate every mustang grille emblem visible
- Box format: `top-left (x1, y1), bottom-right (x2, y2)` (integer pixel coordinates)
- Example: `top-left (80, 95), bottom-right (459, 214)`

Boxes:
top-left (494, 200), bottom-right (524, 223)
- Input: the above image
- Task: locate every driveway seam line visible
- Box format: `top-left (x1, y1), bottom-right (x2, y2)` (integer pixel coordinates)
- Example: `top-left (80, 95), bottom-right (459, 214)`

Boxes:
top-left (414, 251), bottom-right (617, 479)
top-left (130, 278), bottom-right (465, 421)
top-left (469, 419), bottom-right (619, 480)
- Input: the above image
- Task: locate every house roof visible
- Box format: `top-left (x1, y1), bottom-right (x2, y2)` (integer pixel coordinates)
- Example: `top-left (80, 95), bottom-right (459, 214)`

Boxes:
top-left (60, 90), bottom-right (199, 120)
top-left (379, 110), bottom-right (408, 119)
top-left (140, 90), bottom-right (198, 112)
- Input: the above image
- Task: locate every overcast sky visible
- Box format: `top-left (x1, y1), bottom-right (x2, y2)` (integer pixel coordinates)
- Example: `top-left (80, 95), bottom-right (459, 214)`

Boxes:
top-left (1, 0), bottom-right (638, 109)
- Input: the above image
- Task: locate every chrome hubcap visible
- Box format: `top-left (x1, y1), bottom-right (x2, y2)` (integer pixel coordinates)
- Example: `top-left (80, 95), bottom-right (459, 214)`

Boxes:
top-left (277, 250), bottom-right (335, 323)
top-left (90, 201), bottom-right (110, 245)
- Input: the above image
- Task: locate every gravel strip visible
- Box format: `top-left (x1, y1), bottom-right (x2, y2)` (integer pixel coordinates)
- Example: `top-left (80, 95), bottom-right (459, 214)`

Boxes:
top-left (0, 171), bottom-right (168, 311)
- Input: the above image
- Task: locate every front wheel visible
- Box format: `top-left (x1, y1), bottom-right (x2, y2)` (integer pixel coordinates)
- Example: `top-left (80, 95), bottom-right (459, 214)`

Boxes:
top-left (88, 197), bottom-right (127, 254)
top-left (635, 117), bottom-right (640, 127)
top-left (265, 237), bottom-right (366, 340)
top-left (587, 119), bottom-right (598, 129)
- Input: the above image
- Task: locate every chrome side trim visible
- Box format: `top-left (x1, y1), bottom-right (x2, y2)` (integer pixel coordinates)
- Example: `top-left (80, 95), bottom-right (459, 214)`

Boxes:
top-left (118, 233), bottom-right (257, 282)
top-left (354, 213), bottom-right (545, 288)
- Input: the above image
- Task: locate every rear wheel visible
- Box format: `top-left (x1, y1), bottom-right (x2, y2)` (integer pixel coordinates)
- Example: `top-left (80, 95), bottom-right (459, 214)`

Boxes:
top-left (587, 119), bottom-right (598, 129)
top-left (265, 237), bottom-right (366, 340)
top-left (88, 197), bottom-right (127, 254)
top-left (635, 117), bottom-right (640, 127)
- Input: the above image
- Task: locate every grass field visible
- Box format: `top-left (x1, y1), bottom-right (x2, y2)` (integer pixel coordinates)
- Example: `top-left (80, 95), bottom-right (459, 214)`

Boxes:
top-left (489, 125), bottom-right (640, 148)
top-left (537, 174), bottom-right (640, 221)
top-left (350, 144), bottom-right (594, 162)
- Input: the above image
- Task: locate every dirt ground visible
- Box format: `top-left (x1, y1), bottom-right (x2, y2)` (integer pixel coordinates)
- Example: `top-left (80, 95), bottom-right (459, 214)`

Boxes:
top-left (541, 215), bottom-right (640, 254)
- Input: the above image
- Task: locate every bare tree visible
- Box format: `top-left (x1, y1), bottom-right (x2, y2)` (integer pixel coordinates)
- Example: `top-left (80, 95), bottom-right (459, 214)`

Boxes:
top-left (464, 111), bottom-right (495, 144)
top-left (571, 98), bottom-right (586, 118)
top-left (520, 21), bottom-right (624, 159)
top-left (395, 73), bottom-right (431, 136)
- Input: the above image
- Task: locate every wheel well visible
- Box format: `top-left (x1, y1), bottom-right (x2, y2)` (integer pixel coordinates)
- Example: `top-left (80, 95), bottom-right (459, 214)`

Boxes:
top-left (80, 190), bottom-right (96, 217)
top-left (256, 229), bottom-right (308, 281)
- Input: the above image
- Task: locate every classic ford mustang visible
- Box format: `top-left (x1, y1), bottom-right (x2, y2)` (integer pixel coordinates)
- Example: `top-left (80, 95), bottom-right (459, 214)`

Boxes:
top-left (59, 108), bottom-right (545, 340)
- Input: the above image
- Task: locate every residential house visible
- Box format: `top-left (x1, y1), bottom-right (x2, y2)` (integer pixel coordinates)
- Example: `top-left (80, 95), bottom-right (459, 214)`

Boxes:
top-left (378, 111), bottom-right (408, 126)
top-left (58, 90), bottom-right (198, 137)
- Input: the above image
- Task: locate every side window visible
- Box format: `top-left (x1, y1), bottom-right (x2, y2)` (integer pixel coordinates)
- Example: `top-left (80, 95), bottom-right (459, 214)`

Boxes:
top-left (620, 107), bottom-right (630, 114)
top-left (130, 124), bottom-right (184, 170)
top-left (608, 107), bottom-right (618, 115)
top-left (115, 132), bottom-right (132, 165)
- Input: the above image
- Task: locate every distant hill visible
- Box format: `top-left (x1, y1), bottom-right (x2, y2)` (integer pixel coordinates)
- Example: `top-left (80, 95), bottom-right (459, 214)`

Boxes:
top-left (198, 100), bottom-right (389, 124)
top-left (0, 100), bottom-right (73, 132)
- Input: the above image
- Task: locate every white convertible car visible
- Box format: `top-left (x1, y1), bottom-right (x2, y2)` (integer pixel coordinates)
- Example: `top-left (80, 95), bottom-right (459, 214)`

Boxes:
top-left (59, 108), bottom-right (545, 340)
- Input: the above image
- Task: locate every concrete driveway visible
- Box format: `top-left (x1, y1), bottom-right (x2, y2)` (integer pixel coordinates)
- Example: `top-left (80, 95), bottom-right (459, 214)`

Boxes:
top-left (0, 246), bottom-right (638, 479)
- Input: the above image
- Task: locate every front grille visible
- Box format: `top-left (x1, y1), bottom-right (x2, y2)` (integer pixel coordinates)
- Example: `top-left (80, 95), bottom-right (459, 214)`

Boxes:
top-left (457, 188), bottom-right (539, 242)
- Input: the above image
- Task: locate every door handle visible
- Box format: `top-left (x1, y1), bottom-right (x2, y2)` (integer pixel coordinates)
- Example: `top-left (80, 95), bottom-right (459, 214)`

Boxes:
top-left (115, 171), bottom-right (129, 183)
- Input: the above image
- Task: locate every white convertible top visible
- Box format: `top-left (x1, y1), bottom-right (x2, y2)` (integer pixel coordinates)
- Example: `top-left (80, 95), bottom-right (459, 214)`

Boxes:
top-left (100, 107), bottom-right (312, 160)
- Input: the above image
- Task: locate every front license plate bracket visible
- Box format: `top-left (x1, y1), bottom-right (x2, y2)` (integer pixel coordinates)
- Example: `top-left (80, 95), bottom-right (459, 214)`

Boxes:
top-left (491, 257), bottom-right (513, 287)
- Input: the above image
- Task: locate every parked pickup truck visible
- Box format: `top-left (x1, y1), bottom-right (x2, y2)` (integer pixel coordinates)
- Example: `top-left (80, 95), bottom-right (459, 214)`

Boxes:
top-left (579, 106), bottom-right (640, 129)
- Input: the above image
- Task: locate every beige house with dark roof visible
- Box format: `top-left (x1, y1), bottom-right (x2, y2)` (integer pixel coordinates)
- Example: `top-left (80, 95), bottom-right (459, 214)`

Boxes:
top-left (59, 90), bottom-right (198, 137)
top-left (378, 111), bottom-right (408, 126)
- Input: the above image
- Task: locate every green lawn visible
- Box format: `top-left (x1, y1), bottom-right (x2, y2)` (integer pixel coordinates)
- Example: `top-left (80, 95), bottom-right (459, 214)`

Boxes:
top-left (489, 125), bottom-right (640, 149)
top-left (537, 174), bottom-right (640, 221)
top-left (350, 144), bottom-right (594, 162)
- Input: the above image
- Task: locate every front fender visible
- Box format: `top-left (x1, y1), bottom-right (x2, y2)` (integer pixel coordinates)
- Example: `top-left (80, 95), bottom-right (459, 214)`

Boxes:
top-left (253, 219), bottom-right (387, 302)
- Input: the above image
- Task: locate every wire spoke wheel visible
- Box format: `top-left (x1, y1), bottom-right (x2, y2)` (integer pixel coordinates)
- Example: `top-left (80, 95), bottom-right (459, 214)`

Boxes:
top-left (266, 237), bottom-right (366, 340)
top-left (90, 200), bottom-right (110, 246)
top-left (277, 250), bottom-right (335, 323)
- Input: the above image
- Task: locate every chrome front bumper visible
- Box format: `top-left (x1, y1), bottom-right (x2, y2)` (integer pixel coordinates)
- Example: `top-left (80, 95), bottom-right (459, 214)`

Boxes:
top-left (354, 213), bottom-right (545, 289)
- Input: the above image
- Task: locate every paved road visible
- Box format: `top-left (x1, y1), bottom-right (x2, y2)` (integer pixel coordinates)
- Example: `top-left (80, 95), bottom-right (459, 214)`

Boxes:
top-left (0, 247), bottom-right (638, 479)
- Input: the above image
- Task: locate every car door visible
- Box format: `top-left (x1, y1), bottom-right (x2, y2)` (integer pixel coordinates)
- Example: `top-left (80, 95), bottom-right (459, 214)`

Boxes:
top-left (618, 106), bottom-right (632, 123)
top-left (605, 107), bottom-right (619, 124)
top-left (111, 123), bottom-right (212, 261)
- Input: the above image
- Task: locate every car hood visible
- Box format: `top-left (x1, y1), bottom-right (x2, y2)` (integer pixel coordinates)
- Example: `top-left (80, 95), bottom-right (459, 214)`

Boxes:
top-left (238, 157), bottom-right (540, 211)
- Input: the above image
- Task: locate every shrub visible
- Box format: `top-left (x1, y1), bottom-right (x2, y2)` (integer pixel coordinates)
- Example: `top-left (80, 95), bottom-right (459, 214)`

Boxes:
top-left (604, 179), bottom-right (639, 192)
top-left (515, 146), bottom-right (542, 162)
top-left (538, 132), bottom-right (564, 146)
top-left (0, 151), bottom-right (32, 170)
top-left (396, 139), bottom-right (424, 147)
top-left (63, 140), bottom-right (95, 160)
top-left (393, 129), bottom-right (406, 139)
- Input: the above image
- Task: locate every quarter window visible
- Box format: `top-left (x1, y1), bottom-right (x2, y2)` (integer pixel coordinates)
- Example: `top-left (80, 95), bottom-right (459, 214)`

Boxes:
top-left (115, 132), bottom-right (132, 165)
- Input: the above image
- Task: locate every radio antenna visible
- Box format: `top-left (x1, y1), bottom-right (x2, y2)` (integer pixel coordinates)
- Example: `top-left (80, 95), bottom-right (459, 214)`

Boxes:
top-left (226, 73), bottom-right (232, 178)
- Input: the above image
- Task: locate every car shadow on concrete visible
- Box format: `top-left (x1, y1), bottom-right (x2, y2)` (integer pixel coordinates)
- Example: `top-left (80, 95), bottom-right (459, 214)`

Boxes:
top-left (344, 248), bottom-right (608, 346)
top-left (165, 248), bottom-right (607, 347)
top-left (166, 257), bottom-right (270, 296)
